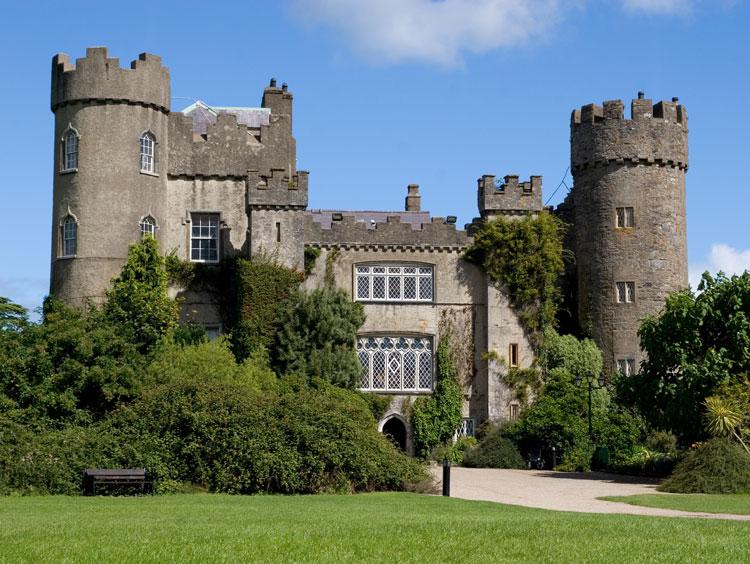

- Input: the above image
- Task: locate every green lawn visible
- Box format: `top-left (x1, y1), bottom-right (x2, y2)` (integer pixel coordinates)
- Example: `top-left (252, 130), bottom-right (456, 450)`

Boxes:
top-left (601, 493), bottom-right (750, 516)
top-left (1, 493), bottom-right (749, 563)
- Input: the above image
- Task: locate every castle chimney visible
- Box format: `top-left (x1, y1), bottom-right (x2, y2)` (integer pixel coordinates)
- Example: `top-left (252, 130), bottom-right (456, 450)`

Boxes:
top-left (282, 82), bottom-right (288, 92)
top-left (672, 97), bottom-right (679, 102)
top-left (270, 77), bottom-right (277, 88)
top-left (637, 91), bottom-right (644, 99)
top-left (405, 184), bottom-right (421, 212)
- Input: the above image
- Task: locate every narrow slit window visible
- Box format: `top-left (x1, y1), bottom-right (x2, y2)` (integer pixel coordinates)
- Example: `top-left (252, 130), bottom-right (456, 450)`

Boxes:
top-left (508, 343), bottom-right (519, 367)
top-left (276, 222), bottom-right (281, 243)
top-left (509, 403), bottom-right (520, 421)
top-left (62, 129), bottom-right (78, 171)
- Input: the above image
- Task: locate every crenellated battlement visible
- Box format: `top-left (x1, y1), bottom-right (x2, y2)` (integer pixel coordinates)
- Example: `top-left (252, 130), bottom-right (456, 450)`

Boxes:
top-left (51, 47), bottom-right (170, 112)
top-left (571, 93), bottom-right (687, 127)
top-left (305, 213), bottom-right (470, 251)
top-left (571, 93), bottom-right (688, 172)
top-left (477, 173), bottom-right (542, 219)
top-left (248, 168), bottom-right (308, 208)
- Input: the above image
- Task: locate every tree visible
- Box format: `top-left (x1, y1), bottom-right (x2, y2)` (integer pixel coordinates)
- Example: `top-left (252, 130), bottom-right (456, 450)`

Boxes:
top-left (617, 272), bottom-right (750, 441)
top-left (272, 287), bottom-right (365, 388)
top-left (103, 236), bottom-right (178, 353)
top-left (0, 297), bottom-right (27, 331)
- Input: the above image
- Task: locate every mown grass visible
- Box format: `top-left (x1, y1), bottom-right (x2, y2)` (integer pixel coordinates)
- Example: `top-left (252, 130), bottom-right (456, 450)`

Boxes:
top-left (1, 493), bottom-right (749, 563)
top-left (601, 493), bottom-right (750, 515)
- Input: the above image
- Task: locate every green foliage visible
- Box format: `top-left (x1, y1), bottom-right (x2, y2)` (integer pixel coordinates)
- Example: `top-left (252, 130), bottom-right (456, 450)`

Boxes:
top-left (0, 298), bottom-right (144, 425)
top-left (104, 237), bottom-right (179, 353)
top-left (462, 426), bottom-right (524, 468)
top-left (660, 438), bottom-right (750, 494)
top-left (618, 272), bottom-right (750, 441)
top-left (359, 392), bottom-right (393, 421)
top-left (644, 430), bottom-right (678, 454)
top-left (411, 337), bottom-right (464, 458)
top-left (0, 297), bottom-right (27, 331)
top-left (433, 436), bottom-right (478, 465)
top-left (171, 322), bottom-right (208, 346)
top-left (164, 251), bottom-right (196, 287)
top-left (232, 257), bottom-right (303, 361)
top-left (464, 211), bottom-right (566, 344)
top-left (500, 328), bottom-right (638, 470)
top-left (303, 246), bottom-right (321, 276)
top-left (272, 287), bottom-right (365, 388)
top-left (607, 446), bottom-right (678, 478)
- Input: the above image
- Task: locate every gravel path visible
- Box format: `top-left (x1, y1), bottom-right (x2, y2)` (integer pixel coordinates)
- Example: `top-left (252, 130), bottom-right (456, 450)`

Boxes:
top-left (432, 467), bottom-right (750, 521)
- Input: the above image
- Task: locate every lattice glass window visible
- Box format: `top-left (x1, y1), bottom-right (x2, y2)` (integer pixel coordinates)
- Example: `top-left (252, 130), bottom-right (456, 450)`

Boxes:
top-left (357, 336), bottom-right (433, 392)
top-left (616, 281), bottom-right (635, 303)
top-left (616, 207), bottom-right (634, 228)
top-left (455, 418), bottom-right (475, 439)
top-left (190, 213), bottom-right (219, 263)
top-left (616, 358), bottom-right (636, 376)
top-left (140, 216), bottom-right (156, 239)
top-left (354, 265), bottom-right (433, 302)
top-left (62, 130), bottom-right (78, 171)
top-left (140, 133), bottom-right (155, 173)
top-left (61, 216), bottom-right (77, 257)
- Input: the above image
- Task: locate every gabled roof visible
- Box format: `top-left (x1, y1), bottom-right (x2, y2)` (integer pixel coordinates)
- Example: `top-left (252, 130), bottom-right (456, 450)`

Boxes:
top-left (181, 100), bottom-right (271, 134)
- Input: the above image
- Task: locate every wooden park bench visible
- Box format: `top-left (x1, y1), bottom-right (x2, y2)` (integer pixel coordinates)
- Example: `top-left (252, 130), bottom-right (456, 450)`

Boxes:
top-left (83, 468), bottom-right (154, 495)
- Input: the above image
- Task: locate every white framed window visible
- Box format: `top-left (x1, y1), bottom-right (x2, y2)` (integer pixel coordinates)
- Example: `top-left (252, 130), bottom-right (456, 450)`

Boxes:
top-left (203, 324), bottom-right (222, 340)
top-left (616, 207), bottom-right (634, 228)
top-left (190, 213), bottom-right (219, 263)
top-left (355, 264), bottom-right (433, 302)
top-left (357, 336), bottom-right (433, 392)
top-left (61, 215), bottom-right (77, 257)
top-left (454, 418), bottom-right (475, 439)
top-left (616, 281), bottom-right (635, 303)
top-left (616, 358), bottom-right (636, 377)
top-left (140, 132), bottom-right (156, 173)
top-left (140, 215), bottom-right (157, 239)
top-left (61, 129), bottom-right (79, 172)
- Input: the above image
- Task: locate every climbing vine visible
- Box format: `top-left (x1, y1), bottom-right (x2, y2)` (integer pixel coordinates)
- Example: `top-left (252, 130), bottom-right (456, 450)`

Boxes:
top-left (464, 211), bottom-right (567, 346)
top-left (303, 246), bottom-right (321, 276)
top-left (411, 329), bottom-right (464, 458)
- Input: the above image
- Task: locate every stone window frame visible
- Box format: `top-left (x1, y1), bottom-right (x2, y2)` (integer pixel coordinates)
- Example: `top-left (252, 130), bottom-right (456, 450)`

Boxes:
top-left (353, 262), bottom-right (435, 304)
top-left (188, 211), bottom-right (222, 264)
top-left (60, 124), bottom-right (79, 174)
top-left (508, 402), bottom-right (520, 422)
top-left (139, 214), bottom-right (158, 239)
top-left (139, 130), bottom-right (158, 176)
top-left (616, 358), bottom-right (636, 377)
top-left (356, 333), bottom-right (435, 394)
top-left (615, 206), bottom-right (635, 229)
top-left (508, 343), bottom-right (519, 367)
top-left (615, 281), bottom-right (635, 303)
top-left (59, 211), bottom-right (78, 259)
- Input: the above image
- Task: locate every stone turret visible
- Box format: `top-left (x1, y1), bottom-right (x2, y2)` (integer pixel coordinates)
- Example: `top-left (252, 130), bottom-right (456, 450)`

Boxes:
top-left (50, 47), bottom-right (170, 305)
top-left (477, 174), bottom-right (542, 219)
top-left (568, 93), bottom-right (688, 375)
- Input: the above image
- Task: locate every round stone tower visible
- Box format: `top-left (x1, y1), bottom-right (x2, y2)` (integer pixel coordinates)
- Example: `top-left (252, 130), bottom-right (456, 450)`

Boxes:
top-left (50, 47), bottom-right (170, 306)
top-left (569, 93), bottom-right (688, 376)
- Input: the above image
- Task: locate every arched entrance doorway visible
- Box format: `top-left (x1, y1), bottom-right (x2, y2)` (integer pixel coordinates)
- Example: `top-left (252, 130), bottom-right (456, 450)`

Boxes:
top-left (382, 417), bottom-right (407, 452)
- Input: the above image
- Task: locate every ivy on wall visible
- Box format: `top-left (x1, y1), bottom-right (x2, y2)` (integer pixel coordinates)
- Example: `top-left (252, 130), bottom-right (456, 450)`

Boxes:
top-left (464, 211), bottom-right (567, 346)
top-left (411, 330), bottom-right (464, 458)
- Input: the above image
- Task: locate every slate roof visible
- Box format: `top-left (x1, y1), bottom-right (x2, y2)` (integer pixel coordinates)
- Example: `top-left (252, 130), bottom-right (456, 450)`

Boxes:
top-left (180, 100), bottom-right (271, 135)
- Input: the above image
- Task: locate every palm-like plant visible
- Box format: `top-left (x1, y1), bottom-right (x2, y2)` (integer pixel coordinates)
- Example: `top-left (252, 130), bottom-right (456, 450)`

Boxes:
top-left (703, 396), bottom-right (750, 455)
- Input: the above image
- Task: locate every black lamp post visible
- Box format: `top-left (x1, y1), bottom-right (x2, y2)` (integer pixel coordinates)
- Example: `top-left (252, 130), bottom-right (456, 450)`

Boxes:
top-left (574, 370), bottom-right (606, 442)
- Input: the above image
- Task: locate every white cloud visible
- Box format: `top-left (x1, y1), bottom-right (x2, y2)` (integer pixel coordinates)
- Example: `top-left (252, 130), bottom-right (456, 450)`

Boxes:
top-left (289, 0), bottom-right (565, 67)
top-left (689, 244), bottom-right (750, 290)
top-left (620, 0), bottom-right (693, 13)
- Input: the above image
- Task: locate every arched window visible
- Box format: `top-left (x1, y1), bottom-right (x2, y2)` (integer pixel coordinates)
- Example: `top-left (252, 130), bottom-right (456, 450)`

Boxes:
top-left (140, 132), bottom-right (155, 173)
top-left (61, 215), bottom-right (77, 257)
top-left (140, 215), bottom-right (157, 239)
top-left (61, 128), bottom-right (79, 171)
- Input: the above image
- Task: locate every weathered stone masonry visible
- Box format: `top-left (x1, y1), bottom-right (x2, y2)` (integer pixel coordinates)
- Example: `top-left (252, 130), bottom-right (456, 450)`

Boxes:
top-left (49, 48), bottom-right (688, 452)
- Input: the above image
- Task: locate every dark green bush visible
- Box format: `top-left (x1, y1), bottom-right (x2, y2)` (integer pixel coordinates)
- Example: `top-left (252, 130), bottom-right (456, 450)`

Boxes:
top-left (660, 438), bottom-right (750, 493)
top-left (608, 447), bottom-right (678, 478)
top-left (463, 426), bottom-right (525, 469)
top-left (433, 436), bottom-right (478, 465)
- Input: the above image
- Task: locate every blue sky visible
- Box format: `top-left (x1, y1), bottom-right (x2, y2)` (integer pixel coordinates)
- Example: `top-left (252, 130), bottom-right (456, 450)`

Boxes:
top-left (1, 0), bottom-right (748, 313)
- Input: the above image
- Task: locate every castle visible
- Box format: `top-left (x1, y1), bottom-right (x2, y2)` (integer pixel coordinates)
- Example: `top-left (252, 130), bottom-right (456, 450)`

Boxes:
top-left (49, 48), bottom-right (688, 452)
